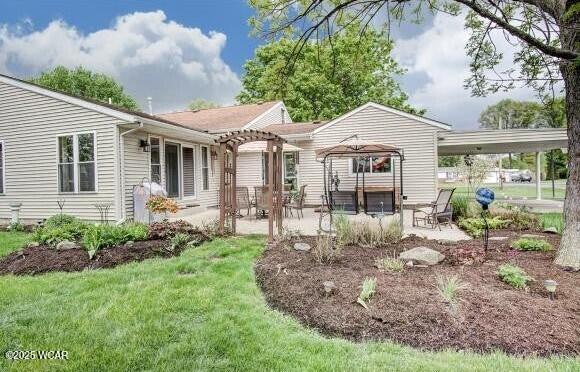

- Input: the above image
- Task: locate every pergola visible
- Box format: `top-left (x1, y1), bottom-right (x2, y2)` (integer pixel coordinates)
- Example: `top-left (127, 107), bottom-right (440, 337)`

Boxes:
top-left (216, 130), bottom-right (286, 240)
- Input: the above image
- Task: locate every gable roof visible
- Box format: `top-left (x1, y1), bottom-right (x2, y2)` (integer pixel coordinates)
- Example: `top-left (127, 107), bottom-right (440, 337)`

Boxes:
top-left (157, 101), bottom-right (282, 132)
top-left (312, 102), bottom-right (452, 134)
top-left (0, 73), bottom-right (213, 138)
top-left (262, 121), bottom-right (327, 136)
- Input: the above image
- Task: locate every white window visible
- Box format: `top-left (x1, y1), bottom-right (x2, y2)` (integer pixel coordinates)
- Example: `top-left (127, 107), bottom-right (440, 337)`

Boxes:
top-left (351, 156), bottom-right (391, 174)
top-left (0, 141), bottom-right (4, 194)
top-left (201, 146), bottom-right (209, 191)
top-left (150, 137), bottom-right (161, 183)
top-left (57, 133), bottom-right (97, 193)
top-left (283, 152), bottom-right (298, 190)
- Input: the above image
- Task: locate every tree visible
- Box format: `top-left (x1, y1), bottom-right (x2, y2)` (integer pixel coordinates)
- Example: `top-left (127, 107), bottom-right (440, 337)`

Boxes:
top-left (189, 99), bottom-right (219, 111)
top-left (249, 0), bottom-right (579, 269)
top-left (238, 23), bottom-right (421, 121)
top-left (479, 99), bottom-right (547, 129)
top-left (439, 156), bottom-right (462, 167)
top-left (30, 66), bottom-right (139, 111)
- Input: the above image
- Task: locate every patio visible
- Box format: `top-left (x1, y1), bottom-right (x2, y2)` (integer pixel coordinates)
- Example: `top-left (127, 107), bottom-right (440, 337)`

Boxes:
top-left (174, 207), bottom-right (471, 241)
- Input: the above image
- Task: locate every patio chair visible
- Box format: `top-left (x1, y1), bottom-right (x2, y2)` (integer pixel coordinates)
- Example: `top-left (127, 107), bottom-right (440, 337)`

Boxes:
top-left (236, 187), bottom-right (252, 217)
top-left (254, 186), bottom-right (269, 219)
top-left (286, 185), bottom-right (307, 219)
top-left (412, 188), bottom-right (455, 230)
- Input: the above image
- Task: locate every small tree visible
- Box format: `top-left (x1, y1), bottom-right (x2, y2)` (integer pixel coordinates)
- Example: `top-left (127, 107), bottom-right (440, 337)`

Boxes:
top-left (458, 156), bottom-right (494, 198)
top-left (188, 99), bottom-right (219, 111)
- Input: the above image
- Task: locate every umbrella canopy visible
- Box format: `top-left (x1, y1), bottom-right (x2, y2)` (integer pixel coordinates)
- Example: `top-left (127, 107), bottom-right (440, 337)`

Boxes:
top-left (315, 139), bottom-right (401, 160)
top-left (238, 141), bottom-right (302, 153)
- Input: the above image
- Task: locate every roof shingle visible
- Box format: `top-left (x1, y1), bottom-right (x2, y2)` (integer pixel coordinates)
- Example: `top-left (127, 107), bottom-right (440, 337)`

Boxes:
top-left (157, 101), bottom-right (280, 132)
top-left (261, 121), bottom-right (327, 136)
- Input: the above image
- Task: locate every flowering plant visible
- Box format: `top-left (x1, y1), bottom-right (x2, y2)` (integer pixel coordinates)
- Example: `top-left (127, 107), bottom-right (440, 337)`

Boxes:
top-left (146, 195), bottom-right (179, 214)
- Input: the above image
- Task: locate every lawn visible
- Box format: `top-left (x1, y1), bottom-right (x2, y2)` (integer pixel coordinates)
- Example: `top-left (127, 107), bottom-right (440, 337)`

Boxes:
top-left (0, 231), bottom-right (29, 257)
top-left (1, 234), bottom-right (578, 371)
top-left (447, 182), bottom-right (566, 200)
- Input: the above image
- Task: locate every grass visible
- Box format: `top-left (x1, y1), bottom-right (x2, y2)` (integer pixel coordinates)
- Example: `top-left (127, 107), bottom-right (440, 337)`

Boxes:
top-left (540, 213), bottom-right (564, 234)
top-left (0, 231), bottom-right (30, 257)
top-left (436, 275), bottom-right (468, 304)
top-left (448, 182), bottom-right (566, 200)
top-left (0, 234), bottom-right (578, 371)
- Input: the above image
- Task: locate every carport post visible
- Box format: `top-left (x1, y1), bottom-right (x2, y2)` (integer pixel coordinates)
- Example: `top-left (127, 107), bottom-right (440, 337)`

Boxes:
top-left (536, 152), bottom-right (542, 200)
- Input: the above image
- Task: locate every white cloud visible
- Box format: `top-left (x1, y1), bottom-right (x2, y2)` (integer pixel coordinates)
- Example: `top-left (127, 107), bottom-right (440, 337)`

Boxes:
top-left (394, 13), bottom-right (537, 130)
top-left (0, 11), bottom-right (241, 112)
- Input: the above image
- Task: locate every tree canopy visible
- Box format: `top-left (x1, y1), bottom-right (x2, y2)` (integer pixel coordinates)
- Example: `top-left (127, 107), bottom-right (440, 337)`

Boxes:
top-left (30, 66), bottom-right (139, 111)
top-left (237, 24), bottom-right (421, 122)
top-left (478, 98), bottom-right (566, 130)
top-left (188, 99), bottom-right (219, 111)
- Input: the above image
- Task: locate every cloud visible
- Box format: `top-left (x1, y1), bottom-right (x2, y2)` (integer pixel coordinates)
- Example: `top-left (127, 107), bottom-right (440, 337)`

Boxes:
top-left (394, 13), bottom-right (538, 130)
top-left (0, 11), bottom-right (241, 112)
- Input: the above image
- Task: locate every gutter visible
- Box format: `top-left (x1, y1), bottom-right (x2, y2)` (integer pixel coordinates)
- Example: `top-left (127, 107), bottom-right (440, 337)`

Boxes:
top-left (118, 122), bottom-right (144, 224)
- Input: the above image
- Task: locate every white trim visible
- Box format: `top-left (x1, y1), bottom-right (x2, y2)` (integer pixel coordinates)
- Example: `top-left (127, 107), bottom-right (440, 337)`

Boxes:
top-left (164, 141), bottom-right (182, 199)
top-left (181, 144), bottom-right (197, 199)
top-left (242, 101), bottom-right (291, 130)
top-left (148, 135), bottom-right (162, 184)
top-left (55, 131), bottom-right (98, 194)
top-left (200, 145), bottom-right (210, 191)
top-left (312, 102), bottom-right (452, 135)
top-left (0, 140), bottom-right (5, 195)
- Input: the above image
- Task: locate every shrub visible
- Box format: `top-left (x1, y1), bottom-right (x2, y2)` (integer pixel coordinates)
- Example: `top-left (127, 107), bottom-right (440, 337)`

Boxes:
top-left (8, 222), bottom-right (26, 232)
top-left (450, 195), bottom-right (475, 221)
top-left (497, 264), bottom-right (532, 289)
top-left (357, 277), bottom-right (377, 309)
top-left (540, 213), bottom-right (563, 234)
top-left (458, 216), bottom-right (510, 237)
top-left (200, 218), bottom-right (230, 238)
top-left (491, 205), bottom-right (539, 230)
top-left (148, 220), bottom-right (200, 240)
top-left (511, 238), bottom-right (552, 252)
top-left (33, 214), bottom-right (89, 246)
top-left (169, 233), bottom-right (191, 251)
top-left (314, 233), bottom-right (340, 264)
top-left (375, 256), bottom-right (404, 272)
top-left (436, 275), bottom-right (468, 304)
top-left (334, 216), bottom-right (401, 248)
top-left (82, 223), bottom-right (149, 258)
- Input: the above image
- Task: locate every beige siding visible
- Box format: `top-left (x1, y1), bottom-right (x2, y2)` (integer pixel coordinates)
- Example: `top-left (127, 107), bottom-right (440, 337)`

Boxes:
top-left (246, 103), bottom-right (293, 130)
top-left (123, 130), bottom-right (219, 218)
top-left (236, 152), bottom-right (264, 194)
top-left (0, 81), bottom-right (119, 222)
top-left (296, 106), bottom-right (439, 206)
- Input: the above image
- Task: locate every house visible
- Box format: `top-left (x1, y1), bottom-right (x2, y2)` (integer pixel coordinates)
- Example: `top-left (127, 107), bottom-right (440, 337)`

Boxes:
top-left (0, 72), bottom-right (569, 224)
top-left (0, 74), bottom-right (287, 223)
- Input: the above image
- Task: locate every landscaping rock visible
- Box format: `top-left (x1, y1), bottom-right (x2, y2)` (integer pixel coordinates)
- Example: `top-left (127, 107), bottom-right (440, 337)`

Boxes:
top-left (124, 240), bottom-right (135, 247)
top-left (323, 281), bottom-right (336, 296)
top-left (56, 240), bottom-right (78, 250)
top-left (27, 241), bottom-right (40, 248)
top-left (543, 227), bottom-right (559, 234)
top-left (521, 234), bottom-right (543, 239)
top-left (405, 261), bottom-right (414, 268)
top-left (438, 239), bottom-right (458, 246)
top-left (294, 242), bottom-right (311, 252)
top-left (399, 246), bottom-right (445, 266)
top-left (489, 236), bottom-right (509, 241)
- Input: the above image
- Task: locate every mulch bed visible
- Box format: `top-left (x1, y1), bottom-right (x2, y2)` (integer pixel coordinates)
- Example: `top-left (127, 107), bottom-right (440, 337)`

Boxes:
top-left (255, 230), bottom-right (579, 356)
top-left (0, 240), bottom-right (185, 276)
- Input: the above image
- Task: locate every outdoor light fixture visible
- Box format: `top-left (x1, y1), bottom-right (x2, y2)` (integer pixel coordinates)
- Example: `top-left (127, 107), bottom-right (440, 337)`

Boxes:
top-left (543, 280), bottom-right (558, 300)
top-left (464, 154), bottom-right (474, 167)
top-left (140, 139), bottom-right (151, 152)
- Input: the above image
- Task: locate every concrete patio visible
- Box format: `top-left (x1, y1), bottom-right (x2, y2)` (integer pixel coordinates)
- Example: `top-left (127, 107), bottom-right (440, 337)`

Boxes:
top-left (174, 207), bottom-right (471, 241)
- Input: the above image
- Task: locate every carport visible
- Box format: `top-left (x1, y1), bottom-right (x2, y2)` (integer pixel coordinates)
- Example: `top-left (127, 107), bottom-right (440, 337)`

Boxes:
top-left (437, 128), bottom-right (568, 200)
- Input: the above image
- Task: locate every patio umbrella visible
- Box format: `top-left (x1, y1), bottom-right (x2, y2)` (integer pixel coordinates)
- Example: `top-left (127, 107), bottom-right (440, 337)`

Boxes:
top-left (238, 142), bottom-right (302, 153)
top-left (315, 140), bottom-right (401, 160)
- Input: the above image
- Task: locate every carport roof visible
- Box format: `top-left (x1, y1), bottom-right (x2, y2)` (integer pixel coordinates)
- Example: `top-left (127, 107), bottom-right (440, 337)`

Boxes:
top-left (437, 128), bottom-right (568, 155)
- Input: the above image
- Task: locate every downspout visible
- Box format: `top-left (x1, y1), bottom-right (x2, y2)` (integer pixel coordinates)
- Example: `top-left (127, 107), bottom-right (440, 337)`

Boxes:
top-left (117, 122), bottom-right (144, 224)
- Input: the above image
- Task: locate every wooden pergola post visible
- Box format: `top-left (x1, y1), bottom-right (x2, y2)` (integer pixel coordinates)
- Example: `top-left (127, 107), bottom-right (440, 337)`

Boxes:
top-left (219, 142), bottom-right (226, 235)
top-left (216, 130), bottom-right (286, 241)
top-left (267, 139), bottom-right (274, 240)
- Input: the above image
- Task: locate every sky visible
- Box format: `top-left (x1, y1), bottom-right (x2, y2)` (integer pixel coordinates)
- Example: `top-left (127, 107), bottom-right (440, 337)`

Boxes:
top-left (0, 0), bottom-right (539, 129)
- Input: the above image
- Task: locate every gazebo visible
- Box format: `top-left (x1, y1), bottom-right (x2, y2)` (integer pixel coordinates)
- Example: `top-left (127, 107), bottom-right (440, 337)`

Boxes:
top-left (216, 129), bottom-right (286, 240)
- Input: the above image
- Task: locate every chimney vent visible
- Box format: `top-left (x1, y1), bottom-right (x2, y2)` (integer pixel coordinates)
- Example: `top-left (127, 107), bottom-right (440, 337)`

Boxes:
top-left (147, 97), bottom-right (153, 115)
